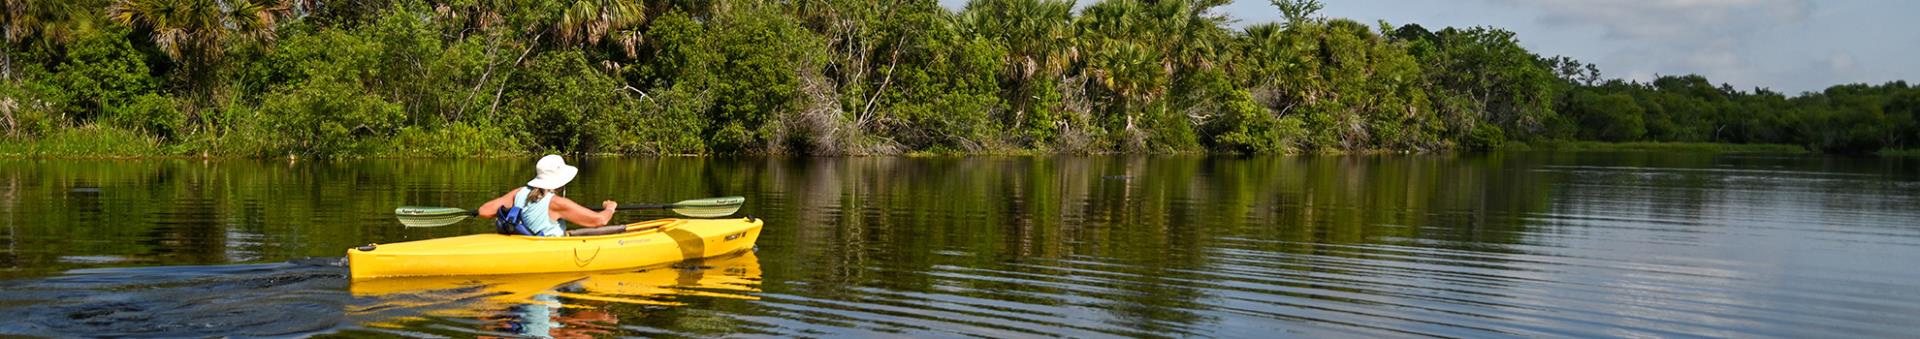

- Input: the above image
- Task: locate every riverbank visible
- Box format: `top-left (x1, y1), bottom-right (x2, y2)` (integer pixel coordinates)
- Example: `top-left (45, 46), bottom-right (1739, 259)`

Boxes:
top-left (0, 125), bottom-right (527, 159)
top-left (1881, 148), bottom-right (1920, 157)
top-left (1499, 141), bottom-right (1813, 154)
top-left (9, 127), bottom-right (1893, 159)
top-left (0, 126), bottom-right (164, 158)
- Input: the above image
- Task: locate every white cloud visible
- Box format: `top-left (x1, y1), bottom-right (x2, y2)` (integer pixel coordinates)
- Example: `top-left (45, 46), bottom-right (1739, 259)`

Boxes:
top-left (1827, 53), bottom-right (1856, 74)
top-left (1491, 0), bottom-right (1814, 87)
top-left (959, 0), bottom-right (1915, 92)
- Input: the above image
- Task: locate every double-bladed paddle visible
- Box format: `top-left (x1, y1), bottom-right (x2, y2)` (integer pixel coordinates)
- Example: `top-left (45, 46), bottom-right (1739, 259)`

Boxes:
top-left (394, 196), bottom-right (745, 227)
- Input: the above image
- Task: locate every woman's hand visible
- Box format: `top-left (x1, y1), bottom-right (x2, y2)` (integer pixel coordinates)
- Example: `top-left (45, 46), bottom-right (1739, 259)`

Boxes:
top-left (602, 200), bottom-right (619, 211)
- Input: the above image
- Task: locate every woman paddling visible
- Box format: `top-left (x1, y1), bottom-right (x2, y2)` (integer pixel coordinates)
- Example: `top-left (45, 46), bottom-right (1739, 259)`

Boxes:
top-left (478, 155), bottom-right (627, 236)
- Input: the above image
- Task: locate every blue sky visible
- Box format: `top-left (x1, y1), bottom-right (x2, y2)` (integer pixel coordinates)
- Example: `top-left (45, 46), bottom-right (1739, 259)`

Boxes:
top-left (938, 0), bottom-right (1920, 94)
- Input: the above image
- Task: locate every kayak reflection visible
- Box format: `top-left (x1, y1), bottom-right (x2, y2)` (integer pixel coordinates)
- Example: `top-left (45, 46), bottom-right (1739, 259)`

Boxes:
top-left (348, 250), bottom-right (760, 337)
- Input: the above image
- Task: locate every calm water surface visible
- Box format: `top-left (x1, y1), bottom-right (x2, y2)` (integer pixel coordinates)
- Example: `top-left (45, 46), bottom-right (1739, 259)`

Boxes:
top-left (0, 153), bottom-right (1916, 337)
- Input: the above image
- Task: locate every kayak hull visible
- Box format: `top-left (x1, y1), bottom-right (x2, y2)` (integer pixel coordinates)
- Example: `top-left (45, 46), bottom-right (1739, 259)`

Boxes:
top-left (348, 218), bottom-right (762, 280)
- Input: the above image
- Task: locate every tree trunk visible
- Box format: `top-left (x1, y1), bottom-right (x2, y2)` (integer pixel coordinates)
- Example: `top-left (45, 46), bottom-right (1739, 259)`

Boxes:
top-left (2, 96), bottom-right (14, 137)
top-left (485, 40), bottom-right (540, 119)
top-left (455, 35), bottom-right (505, 122)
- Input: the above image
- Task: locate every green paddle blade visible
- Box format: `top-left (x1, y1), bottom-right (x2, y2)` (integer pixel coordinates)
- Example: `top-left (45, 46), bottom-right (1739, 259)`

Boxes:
top-left (396, 206), bottom-right (471, 217)
top-left (670, 196), bottom-right (745, 218)
top-left (395, 206), bottom-right (474, 227)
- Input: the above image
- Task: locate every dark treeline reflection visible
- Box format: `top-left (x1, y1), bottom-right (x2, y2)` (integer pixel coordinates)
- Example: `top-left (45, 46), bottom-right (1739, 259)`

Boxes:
top-left (7, 154), bottom-right (1912, 277)
top-left (0, 156), bottom-right (1558, 280)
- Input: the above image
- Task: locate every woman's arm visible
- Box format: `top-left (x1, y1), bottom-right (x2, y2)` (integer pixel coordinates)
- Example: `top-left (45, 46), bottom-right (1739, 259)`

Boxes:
top-left (476, 188), bottom-right (521, 218)
top-left (550, 196), bottom-right (618, 227)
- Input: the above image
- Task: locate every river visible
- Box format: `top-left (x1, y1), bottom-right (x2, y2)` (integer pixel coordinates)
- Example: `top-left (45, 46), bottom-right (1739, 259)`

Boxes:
top-left (0, 153), bottom-right (1916, 337)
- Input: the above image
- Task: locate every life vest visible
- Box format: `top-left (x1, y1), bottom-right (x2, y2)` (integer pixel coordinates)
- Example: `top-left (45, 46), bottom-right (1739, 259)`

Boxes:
top-left (496, 187), bottom-right (564, 236)
top-left (494, 204), bottom-right (537, 236)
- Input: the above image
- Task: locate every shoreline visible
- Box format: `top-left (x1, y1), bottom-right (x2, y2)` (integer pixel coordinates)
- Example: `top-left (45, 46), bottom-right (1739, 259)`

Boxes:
top-left (8, 139), bottom-right (1887, 160)
top-left (1497, 141), bottom-right (1814, 154)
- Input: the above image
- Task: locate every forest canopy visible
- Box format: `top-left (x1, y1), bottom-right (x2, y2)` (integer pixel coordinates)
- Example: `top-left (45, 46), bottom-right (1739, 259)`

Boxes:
top-left (1, 0), bottom-right (1914, 156)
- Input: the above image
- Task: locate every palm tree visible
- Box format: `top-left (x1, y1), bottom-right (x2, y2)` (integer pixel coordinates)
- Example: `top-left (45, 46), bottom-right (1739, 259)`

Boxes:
top-left (2, 0), bottom-right (28, 80)
top-left (960, 0), bottom-right (1076, 84)
top-left (107, 0), bottom-right (220, 63)
top-left (1272, 0), bottom-right (1323, 26)
top-left (3, 0), bottom-right (106, 80)
top-left (107, 0), bottom-right (292, 133)
top-left (225, 0), bottom-right (295, 44)
top-left (106, 0), bottom-right (292, 68)
top-left (958, 0), bottom-right (1077, 130)
top-left (553, 0), bottom-right (646, 54)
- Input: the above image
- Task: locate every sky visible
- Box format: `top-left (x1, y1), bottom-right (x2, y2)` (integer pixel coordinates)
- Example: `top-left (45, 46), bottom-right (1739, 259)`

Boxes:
top-left (937, 0), bottom-right (1920, 94)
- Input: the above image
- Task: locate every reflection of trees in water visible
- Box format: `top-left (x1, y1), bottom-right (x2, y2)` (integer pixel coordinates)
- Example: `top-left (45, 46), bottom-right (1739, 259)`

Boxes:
top-left (724, 155), bottom-right (1564, 334)
top-left (3, 172), bottom-right (16, 271)
top-left (0, 159), bottom-right (542, 276)
top-left (2, 155), bottom-right (1577, 333)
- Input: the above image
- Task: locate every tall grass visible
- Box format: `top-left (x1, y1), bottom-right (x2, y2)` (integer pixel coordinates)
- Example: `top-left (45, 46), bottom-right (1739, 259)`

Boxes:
top-left (0, 125), bottom-right (165, 157)
top-left (1878, 148), bottom-right (1920, 157)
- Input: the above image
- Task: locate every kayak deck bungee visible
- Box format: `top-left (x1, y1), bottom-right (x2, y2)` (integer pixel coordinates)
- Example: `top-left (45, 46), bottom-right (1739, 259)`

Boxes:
top-left (348, 217), bottom-right (762, 280)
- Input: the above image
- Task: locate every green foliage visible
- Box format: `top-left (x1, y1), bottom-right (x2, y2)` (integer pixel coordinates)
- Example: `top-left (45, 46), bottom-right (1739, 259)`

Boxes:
top-left (106, 93), bottom-right (184, 139)
top-left (1239, 17), bottom-right (1433, 151)
top-left (0, 0), bottom-right (1911, 157)
top-left (1880, 148), bottom-right (1920, 157)
top-left (641, 7), bottom-right (826, 153)
top-left (1394, 26), bottom-right (1560, 143)
top-left (1510, 140), bottom-right (1807, 154)
top-left (51, 27), bottom-right (157, 126)
top-left (709, 7), bottom-right (825, 153)
top-left (257, 74), bottom-right (404, 155)
top-left (957, 0), bottom-right (1076, 147)
top-left (1557, 78), bottom-right (1919, 154)
top-left (1205, 89), bottom-right (1302, 153)
top-left (1564, 90), bottom-right (1645, 141)
top-left (388, 122), bottom-right (521, 157)
top-left (0, 124), bottom-right (161, 157)
top-left (1273, 0), bottom-right (1324, 25)
top-left (1463, 123), bottom-right (1505, 151)
top-left (497, 50), bottom-right (625, 152)
top-left (0, 73), bottom-right (66, 137)
top-left (880, 35), bottom-right (1007, 151)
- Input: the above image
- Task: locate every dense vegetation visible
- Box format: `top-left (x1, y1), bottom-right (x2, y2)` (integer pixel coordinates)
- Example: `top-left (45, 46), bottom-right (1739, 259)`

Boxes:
top-left (1, 0), bottom-right (1914, 156)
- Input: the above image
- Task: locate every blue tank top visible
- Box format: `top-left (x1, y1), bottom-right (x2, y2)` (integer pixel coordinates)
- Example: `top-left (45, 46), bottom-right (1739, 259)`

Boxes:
top-left (513, 187), bottom-right (566, 237)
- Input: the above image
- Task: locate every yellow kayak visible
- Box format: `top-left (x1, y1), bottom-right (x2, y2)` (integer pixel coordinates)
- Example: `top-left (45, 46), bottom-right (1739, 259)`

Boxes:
top-left (350, 251), bottom-right (762, 304)
top-left (348, 218), bottom-right (762, 280)
top-left (349, 252), bottom-right (762, 331)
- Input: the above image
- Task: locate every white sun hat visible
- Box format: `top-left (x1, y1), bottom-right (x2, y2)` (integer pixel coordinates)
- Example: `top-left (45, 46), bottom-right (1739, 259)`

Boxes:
top-left (526, 154), bottom-right (578, 189)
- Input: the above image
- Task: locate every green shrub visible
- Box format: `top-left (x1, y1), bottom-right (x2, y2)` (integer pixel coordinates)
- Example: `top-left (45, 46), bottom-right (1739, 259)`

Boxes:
top-left (259, 75), bottom-right (404, 155)
top-left (52, 27), bottom-right (156, 125)
top-left (388, 122), bottom-right (521, 157)
top-left (1880, 148), bottom-right (1920, 157)
top-left (106, 94), bottom-right (184, 140)
top-left (1515, 141), bottom-right (1807, 153)
top-left (0, 78), bottom-right (65, 137)
top-left (704, 7), bottom-right (827, 153)
top-left (1463, 123), bottom-right (1506, 151)
top-left (496, 51), bottom-right (626, 152)
top-left (1208, 90), bottom-right (1303, 154)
